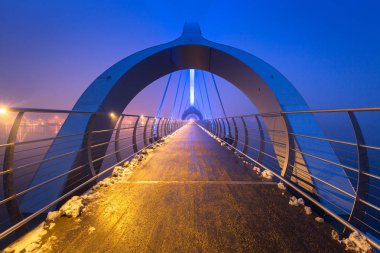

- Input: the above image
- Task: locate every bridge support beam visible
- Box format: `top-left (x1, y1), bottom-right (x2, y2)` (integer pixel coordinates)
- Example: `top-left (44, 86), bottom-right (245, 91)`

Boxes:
top-left (22, 23), bottom-right (354, 216)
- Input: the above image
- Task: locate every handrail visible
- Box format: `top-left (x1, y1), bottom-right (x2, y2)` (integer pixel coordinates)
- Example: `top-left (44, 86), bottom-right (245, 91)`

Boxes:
top-left (197, 123), bottom-right (380, 250)
top-left (205, 107), bottom-right (380, 120)
top-left (0, 107), bottom-right (186, 242)
top-left (199, 107), bottom-right (380, 250)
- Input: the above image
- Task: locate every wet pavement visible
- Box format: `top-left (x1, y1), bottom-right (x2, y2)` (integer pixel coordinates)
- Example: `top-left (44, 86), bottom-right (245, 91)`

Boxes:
top-left (35, 123), bottom-right (344, 252)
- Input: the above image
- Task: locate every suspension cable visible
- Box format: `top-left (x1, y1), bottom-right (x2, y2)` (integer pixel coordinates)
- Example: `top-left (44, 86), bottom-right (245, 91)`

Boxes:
top-left (170, 71), bottom-right (182, 119)
top-left (201, 71), bottom-right (214, 120)
top-left (196, 70), bottom-right (208, 118)
top-left (184, 95), bottom-right (190, 113)
top-left (211, 73), bottom-right (228, 119)
top-left (177, 73), bottom-right (189, 118)
top-left (195, 99), bottom-right (202, 112)
top-left (156, 72), bottom-right (172, 118)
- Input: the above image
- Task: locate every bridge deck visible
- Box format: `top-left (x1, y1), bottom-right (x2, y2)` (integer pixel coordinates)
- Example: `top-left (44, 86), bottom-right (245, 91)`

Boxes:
top-left (37, 123), bottom-right (343, 252)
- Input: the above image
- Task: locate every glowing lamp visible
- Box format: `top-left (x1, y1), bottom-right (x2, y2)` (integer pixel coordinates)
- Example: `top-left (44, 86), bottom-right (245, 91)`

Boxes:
top-left (0, 107), bottom-right (7, 115)
top-left (190, 69), bottom-right (194, 106)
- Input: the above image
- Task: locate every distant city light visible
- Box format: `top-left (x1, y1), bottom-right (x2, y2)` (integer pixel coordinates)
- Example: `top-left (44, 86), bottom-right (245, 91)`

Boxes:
top-left (109, 112), bottom-right (116, 118)
top-left (190, 69), bottom-right (194, 106)
top-left (0, 107), bottom-right (7, 115)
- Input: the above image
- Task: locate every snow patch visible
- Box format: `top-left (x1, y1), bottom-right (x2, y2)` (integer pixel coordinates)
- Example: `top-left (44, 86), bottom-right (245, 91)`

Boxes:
top-left (3, 139), bottom-right (173, 252)
top-left (304, 206), bottom-right (312, 215)
top-left (277, 182), bottom-right (286, 190)
top-left (253, 166), bottom-right (261, 174)
top-left (331, 230), bottom-right (339, 241)
top-left (38, 236), bottom-right (58, 252)
top-left (261, 170), bottom-right (273, 180)
top-left (315, 217), bottom-right (324, 223)
top-left (59, 196), bottom-right (85, 218)
top-left (288, 196), bottom-right (304, 207)
top-left (48, 223), bottom-right (56, 230)
top-left (341, 232), bottom-right (373, 253)
top-left (5, 223), bottom-right (47, 253)
top-left (46, 211), bottom-right (60, 221)
top-left (88, 226), bottom-right (96, 234)
top-left (289, 196), bottom-right (299, 206)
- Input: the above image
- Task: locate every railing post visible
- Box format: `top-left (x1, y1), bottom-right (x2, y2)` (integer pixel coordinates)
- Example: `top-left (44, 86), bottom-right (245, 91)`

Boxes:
top-left (219, 119), bottom-right (226, 140)
top-left (132, 116), bottom-right (141, 153)
top-left (114, 115), bottom-right (124, 163)
top-left (2, 112), bottom-right (28, 233)
top-left (156, 118), bottom-right (162, 140)
top-left (215, 119), bottom-right (221, 138)
top-left (225, 118), bottom-right (232, 143)
top-left (240, 117), bottom-right (249, 154)
top-left (231, 117), bottom-right (238, 148)
top-left (212, 119), bottom-right (216, 136)
top-left (158, 118), bottom-right (164, 139)
top-left (280, 113), bottom-right (296, 179)
top-left (150, 118), bottom-right (156, 143)
top-left (143, 117), bottom-right (150, 147)
top-left (85, 114), bottom-right (97, 177)
top-left (164, 118), bottom-right (169, 136)
top-left (254, 115), bottom-right (265, 164)
top-left (171, 120), bottom-right (174, 133)
top-left (166, 119), bottom-right (171, 134)
top-left (164, 118), bottom-right (170, 136)
top-left (346, 111), bottom-right (369, 231)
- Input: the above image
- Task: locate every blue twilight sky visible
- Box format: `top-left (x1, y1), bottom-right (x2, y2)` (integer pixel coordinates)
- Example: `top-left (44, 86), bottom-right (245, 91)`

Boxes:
top-left (0, 0), bottom-right (379, 117)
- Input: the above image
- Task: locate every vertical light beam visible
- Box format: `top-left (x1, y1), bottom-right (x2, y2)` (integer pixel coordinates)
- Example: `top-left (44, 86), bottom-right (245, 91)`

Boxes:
top-left (190, 69), bottom-right (194, 106)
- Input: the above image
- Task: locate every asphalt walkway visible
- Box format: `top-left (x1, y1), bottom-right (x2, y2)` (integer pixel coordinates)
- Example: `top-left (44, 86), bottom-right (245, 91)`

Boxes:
top-left (35, 123), bottom-right (344, 252)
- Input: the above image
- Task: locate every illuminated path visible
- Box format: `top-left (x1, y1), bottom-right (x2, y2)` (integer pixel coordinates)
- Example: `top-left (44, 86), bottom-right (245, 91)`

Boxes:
top-left (40, 124), bottom-right (344, 252)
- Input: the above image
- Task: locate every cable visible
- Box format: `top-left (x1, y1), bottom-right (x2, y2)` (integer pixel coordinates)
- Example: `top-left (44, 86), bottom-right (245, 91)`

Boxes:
top-left (177, 74), bottom-right (189, 118)
top-left (201, 71), bottom-right (214, 120)
top-left (211, 73), bottom-right (228, 119)
top-left (156, 73), bottom-right (172, 118)
top-left (170, 71), bottom-right (182, 119)
top-left (196, 70), bottom-right (208, 118)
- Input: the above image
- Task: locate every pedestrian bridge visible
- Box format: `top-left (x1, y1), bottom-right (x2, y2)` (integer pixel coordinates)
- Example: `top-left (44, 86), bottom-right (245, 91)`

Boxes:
top-left (0, 24), bottom-right (379, 252)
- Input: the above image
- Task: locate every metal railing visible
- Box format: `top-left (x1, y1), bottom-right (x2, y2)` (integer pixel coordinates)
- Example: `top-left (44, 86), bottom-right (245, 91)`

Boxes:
top-left (200, 107), bottom-right (380, 250)
top-left (0, 107), bottom-right (185, 244)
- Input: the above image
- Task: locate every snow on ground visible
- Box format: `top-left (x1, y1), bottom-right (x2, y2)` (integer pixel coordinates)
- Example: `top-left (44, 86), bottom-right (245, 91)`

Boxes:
top-left (205, 127), bottom-right (376, 252)
top-left (277, 182), bottom-right (286, 190)
top-left (315, 217), bottom-right (325, 223)
top-left (3, 131), bottom-right (178, 253)
top-left (2, 223), bottom-right (58, 253)
top-left (253, 166), bottom-right (261, 174)
top-left (304, 206), bottom-right (312, 215)
top-left (288, 196), bottom-right (305, 207)
top-left (331, 230), bottom-right (340, 241)
top-left (46, 211), bottom-right (60, 222)
top-left (289, 196), bottom-right (299, 206)
top-left (59, 196), bottom-right (85, 218)
top-left (261, 170), bottom-right (273, 180)
top-left (88, 226), bottom-right (96, 234)
top-left (341, 232), bottom-right (373, 252)
top-left (297, 198), bottom-right (305, 206)
top-left (331, 230), bottom-right (374, 253)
